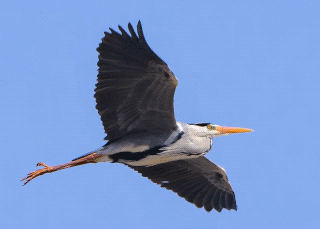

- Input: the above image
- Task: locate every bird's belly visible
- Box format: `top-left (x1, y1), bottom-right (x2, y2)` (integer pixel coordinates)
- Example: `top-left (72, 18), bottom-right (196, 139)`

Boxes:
top-left (121, 150), bottom-right (201, 166)
top-left (94, 145), bottom-right (204, 166)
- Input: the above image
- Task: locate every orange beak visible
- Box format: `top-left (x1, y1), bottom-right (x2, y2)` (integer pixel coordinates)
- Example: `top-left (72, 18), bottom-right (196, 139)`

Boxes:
top-left (216, 126), bottom-right (254, 134)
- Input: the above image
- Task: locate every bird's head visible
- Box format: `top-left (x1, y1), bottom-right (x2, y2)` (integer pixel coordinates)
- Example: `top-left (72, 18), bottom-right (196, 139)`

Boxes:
top-left (191, 123), bottom-right (253, 138)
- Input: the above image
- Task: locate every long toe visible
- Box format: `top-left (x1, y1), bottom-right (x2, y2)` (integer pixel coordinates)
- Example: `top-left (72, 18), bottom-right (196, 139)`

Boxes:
top-left (22, 163), bottom-right (53, 185)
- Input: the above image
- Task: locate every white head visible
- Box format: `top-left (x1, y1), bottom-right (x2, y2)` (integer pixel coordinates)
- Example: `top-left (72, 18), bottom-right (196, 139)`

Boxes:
top-left (189, 123), bottom-right (253, 138)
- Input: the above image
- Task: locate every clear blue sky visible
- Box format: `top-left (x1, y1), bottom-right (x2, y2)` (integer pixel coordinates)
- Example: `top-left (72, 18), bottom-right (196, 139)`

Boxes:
top-left (1, 1), bottom-right (320, 229)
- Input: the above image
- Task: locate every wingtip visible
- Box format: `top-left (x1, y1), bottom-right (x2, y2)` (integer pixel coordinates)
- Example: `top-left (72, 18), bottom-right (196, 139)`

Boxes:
top-left (108, 27), bottom-right (116, 34)
top-left (137, 20), bottom-right (143, 35)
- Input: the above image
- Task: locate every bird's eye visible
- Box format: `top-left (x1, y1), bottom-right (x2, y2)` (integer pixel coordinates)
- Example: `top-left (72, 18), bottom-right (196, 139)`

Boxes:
top-left (207, 124), bottom-right (212, 130)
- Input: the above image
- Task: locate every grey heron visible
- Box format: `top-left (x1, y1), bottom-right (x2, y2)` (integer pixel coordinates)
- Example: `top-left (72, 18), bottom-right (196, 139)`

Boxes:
top-left (22, 21), bottom-right (253, 212)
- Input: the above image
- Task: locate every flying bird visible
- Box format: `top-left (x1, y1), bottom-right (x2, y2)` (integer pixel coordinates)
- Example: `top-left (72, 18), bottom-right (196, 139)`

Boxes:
top-left (22, 21), bottom-right (253, 212)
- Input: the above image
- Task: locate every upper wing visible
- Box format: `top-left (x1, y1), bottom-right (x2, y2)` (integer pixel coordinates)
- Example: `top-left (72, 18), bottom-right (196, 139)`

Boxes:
top-left (129, 156), bottom-right (237, 212)
top-left (95, 21), bottom-right (178, 141)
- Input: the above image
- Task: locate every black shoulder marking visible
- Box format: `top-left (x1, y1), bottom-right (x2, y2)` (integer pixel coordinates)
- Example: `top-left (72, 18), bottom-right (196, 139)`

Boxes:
top-left (164, 72), bottom-right (170, 78)
top-left (109, 146), bottom-right (164, 163)
top-left (171, 131), bottom-right (184, 144)
top-left (190, 122), bottom-right (211, 127)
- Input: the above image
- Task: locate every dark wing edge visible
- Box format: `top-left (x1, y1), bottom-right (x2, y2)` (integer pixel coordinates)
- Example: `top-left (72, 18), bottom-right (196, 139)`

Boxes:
top-left (95, 21), bottom-right (178, 141)
top-left (128, 156), bottom-right (237, 212)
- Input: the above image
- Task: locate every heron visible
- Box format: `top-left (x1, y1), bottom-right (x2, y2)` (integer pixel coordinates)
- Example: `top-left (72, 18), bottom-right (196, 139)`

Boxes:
top-left (22, 21), bottom-right (253, 212)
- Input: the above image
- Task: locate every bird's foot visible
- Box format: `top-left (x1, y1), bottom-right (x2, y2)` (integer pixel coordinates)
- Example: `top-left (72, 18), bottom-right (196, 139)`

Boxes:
top-left (22, 152), bottom-right (104, 186)
top-left (21, 162), bottom-right (54, 186)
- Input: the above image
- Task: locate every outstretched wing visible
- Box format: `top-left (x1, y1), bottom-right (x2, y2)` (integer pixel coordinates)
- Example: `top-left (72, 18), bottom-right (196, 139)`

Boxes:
top-left (95, 21), bottom-right (178, 141)
top-left (129, 156), bottom-right (237, 212)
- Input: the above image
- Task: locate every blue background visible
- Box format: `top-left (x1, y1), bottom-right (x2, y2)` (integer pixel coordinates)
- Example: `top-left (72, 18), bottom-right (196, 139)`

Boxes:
top-left (1, 1), bottom-right (320, 228)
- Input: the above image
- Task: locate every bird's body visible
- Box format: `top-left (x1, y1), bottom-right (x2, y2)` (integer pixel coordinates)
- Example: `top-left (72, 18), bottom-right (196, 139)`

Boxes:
top-left (90, 122), bottom-right (211, 166)
top-left (22, 21), bottom-right (253, 213)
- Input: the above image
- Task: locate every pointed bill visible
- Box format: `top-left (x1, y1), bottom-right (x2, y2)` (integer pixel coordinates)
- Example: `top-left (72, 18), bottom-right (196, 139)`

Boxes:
top-left (216, 126), bottom-right (254, 134)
